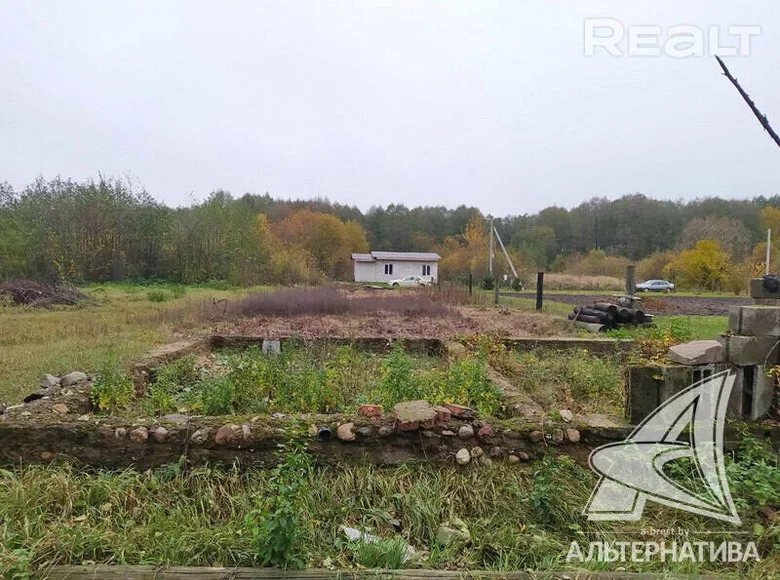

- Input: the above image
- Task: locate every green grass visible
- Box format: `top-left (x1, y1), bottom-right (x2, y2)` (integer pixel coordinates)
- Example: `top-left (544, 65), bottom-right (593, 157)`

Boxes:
top-left (1, 435), bottom-right (777, 577)
top-left (140, 343), bottom-right (504, 417)
top-left (0, 285), bottom-right (244, 404)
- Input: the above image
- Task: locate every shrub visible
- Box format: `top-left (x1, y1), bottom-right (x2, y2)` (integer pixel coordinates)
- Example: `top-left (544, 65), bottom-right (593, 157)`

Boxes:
top-left (146, 290), bottom-right (171, 303)
top-left (349, 537), bottom-right (410, 569)
top-left (169, 284), bottom-right (187, 298)
top-left (511, 277), bottom-right (523, 291)
top-left (91, 363), bottom-right (134, 413)
top-left (377, 345), bottom-right (421, 407)
top-left (147, 355), bottom-right (198, 415)
top-left (480, 274), bottom-right (495, 290)
top-left (247, 443), bottom-right (312, 569)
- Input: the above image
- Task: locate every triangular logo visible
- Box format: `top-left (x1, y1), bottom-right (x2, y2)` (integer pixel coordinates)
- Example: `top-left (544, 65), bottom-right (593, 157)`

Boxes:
top-left (584, 369), bottom-right (740, 524)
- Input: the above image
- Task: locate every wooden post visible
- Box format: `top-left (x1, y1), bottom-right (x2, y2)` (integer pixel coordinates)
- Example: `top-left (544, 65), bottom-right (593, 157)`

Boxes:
top-left (535, 272), bottom-right (544, 310)
top-left (468, 273), bottom-right (473, 296)
top-left (626, 265), bottom-right (636, 296)
top-left (493, 276), bottom-right (499, 305)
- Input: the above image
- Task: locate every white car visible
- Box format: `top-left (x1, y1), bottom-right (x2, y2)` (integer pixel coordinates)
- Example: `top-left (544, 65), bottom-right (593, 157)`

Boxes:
top-left (390, 275), bottom-right (430, 287)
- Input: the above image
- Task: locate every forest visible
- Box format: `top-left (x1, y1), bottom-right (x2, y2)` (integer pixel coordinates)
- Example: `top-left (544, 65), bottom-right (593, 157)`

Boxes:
top-left (1, 175), bottom-right (780, 290)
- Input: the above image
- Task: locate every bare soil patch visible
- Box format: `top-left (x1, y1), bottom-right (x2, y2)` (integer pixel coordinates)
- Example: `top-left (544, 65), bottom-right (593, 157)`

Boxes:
top-left (210, 304), bottom-right (571, 339)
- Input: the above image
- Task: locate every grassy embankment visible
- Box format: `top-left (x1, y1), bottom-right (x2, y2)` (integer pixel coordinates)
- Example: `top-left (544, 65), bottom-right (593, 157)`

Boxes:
top-left (1, 435), bottom-right (777, 577)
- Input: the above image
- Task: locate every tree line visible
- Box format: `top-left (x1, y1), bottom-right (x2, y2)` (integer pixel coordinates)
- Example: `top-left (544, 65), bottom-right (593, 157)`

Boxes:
top-left (1, 176), bottom-right (779, 289)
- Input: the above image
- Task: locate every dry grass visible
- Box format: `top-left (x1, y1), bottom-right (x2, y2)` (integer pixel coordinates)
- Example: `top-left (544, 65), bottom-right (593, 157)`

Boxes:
top-left (543, 273), bottom-right (624, 291)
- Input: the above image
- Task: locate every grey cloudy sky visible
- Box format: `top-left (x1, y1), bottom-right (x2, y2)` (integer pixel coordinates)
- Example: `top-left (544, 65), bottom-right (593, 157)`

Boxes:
top-left (1, 1), bottom-right (778, 215)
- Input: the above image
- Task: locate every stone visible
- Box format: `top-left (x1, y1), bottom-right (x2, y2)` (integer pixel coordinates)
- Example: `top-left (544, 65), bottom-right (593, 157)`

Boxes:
top-left (441, 430), bottom-right (456, 436)
top-left (566, 428), bottom-right (581, 443)
top-left (215, 424), bottom-right (239, 445)
top-left (161, 414), bottom-right (189, 425)
top-left (455, 448), bottom-right (471, 465)
top-left (40, 374), bottom-right (61, 388)
top-left (358, 404), bottom-right (383, 418)
top-left (551, 429), bottom-right (564, 444)
top-left (433, 405), bottom-right (451, 423)
top-left (436, 524), bottom-right (470, 545)
top-left (152, 427), bottom-right (169, 443)
top-left (508, 454), bottom-right (521, 464)
top-left (443, 402), bottom-right (475, 419)
top-left (470, 446), bottom-right (483, 458)
top-left (262, 339), bottom-right (281, 354)
top-left (356, 425), bottom-right (374, 438)
top-left (559, 409), bottom-right (573, 423)
top-left (489, 446), bottom-right (503, 459)
top-left (242, 424), bottom-right (251, 439)
top-left (420, 429), bottom-right (439, 438)
top-left (516, 451), bottom-right (531, 462)
top-left (190, 428), bottom-right (210, 445)
top-left (336, 422), bottom-right (356, 441)
top-left (478, 455), bottom-right (493, 467)
top-left (114, 427), bottom-right (127, 439)
top-left (40, 451), bottom-right (54, 460)
top-left (61, 371), bottom-right (88, 387)
top-left (457, 425), bottom-right (474, 440)
top-left (477, 424), bottom-right (494, 440)
top-left (129, 427), bottom-right (148, 443)
top-left (393, 400), bottom-right (437, 430)
top-left (378, 425), bottom-right (394, 437)
top-left (668, 340), bottom-right (725, 365)
top-left (51, 403), bottom-right (69, 415)
top-left (529, 430), bottom-right (545, 443)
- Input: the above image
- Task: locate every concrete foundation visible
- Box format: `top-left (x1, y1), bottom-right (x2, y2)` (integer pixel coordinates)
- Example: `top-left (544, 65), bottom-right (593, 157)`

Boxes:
top-left (729, 305), bottom-right (780, 336)
top-left (717, 334), bottom-right (780, 366)
top-left (736, 365), bottom-right (775, 421)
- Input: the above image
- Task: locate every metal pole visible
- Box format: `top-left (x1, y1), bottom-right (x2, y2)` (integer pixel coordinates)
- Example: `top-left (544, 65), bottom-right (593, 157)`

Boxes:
top-left (766, 229), bottom-right (772, 275)
top-left (536, 272), bottom-right (544, 310)
top-left (494, 276), bottom-right (499, 305)
top-left (468, 273), bottom-right (473, 296)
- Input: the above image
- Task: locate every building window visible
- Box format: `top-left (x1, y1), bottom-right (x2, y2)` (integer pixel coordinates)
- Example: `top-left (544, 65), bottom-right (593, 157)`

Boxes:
top-left (384, 264), bottom-right (393, 275)
top-left (422, 264), bottom-right (431, 276)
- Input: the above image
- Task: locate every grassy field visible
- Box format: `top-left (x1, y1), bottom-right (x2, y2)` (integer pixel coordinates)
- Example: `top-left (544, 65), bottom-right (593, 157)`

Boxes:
top-left (0, 284), bottom-right (248, 404)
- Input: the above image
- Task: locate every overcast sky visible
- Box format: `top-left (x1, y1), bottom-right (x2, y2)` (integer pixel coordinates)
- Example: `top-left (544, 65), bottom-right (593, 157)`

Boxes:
top-left (2, 1), bottom-right (778, 215)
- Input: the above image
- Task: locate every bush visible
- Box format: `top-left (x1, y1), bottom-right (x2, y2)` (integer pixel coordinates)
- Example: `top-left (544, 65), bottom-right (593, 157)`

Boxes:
top-left (146, 290), bottom-right (171, 303)
top-left (480, 274), bottom-right (495, 290)
top-left (91, 363), bottom-right (134, 413)
top-left (511, 277), bottom-right (523, 291)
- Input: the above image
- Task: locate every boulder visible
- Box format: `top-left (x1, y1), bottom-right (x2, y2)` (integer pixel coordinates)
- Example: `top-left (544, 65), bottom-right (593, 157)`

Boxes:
top-left (152, 427), bottom-right (169, 443)
top-left (455, 448), bottom-right (471, 465)
top-left (458, 425), bottom-right (474, 440)
top-left (358, 404), bottom-right (383, 418)
top-left (529, 430), bottom-right (545, 443)
top-left (668, 340), bottom-right (724, 366)
top-left (51, 403), bottom-right (69, 415)
top-left (215, 424), bottom-right (239, 445)
top-left (393, 400), bottom-right (437, 431)
top-left (129, 427), bottom-right (148, 443)
top-left (39, 374), bottom-right (61, 389)
top-left (566, 428), bottom-right (581, 443)
top-left (61, 372), bottom-right (88, 387)
top-left (337, 422), bottom-right (356, 441)
top-left (559, 409), bottom-right (573, 423)
top-left (443, 403), bottom-right (475, 419)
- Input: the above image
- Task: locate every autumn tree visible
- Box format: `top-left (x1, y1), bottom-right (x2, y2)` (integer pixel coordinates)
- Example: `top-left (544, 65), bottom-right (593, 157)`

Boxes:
top-left (663, 240), bottom-right (734, 291)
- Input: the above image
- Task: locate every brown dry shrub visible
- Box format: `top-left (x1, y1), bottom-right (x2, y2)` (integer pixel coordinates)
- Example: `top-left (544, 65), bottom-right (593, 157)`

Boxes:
top-left (210, 285), bottom-right (459, 319)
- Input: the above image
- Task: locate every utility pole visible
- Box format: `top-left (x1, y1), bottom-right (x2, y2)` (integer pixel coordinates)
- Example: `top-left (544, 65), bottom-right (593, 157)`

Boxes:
top-left (488, 217), bottom-right (494, 275)
top-left (767, 229), bottom-right (772, 275)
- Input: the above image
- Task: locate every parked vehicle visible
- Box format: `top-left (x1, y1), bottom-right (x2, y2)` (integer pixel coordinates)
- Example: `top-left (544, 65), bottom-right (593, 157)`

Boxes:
top-left (636, 279), bottom-right (675, 293)
top-left (391, 275), bottom-right (430, 287)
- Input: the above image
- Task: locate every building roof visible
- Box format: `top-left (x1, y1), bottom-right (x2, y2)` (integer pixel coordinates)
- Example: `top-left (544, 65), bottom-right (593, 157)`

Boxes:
top-left (351, 251), bottom-right (441, 262)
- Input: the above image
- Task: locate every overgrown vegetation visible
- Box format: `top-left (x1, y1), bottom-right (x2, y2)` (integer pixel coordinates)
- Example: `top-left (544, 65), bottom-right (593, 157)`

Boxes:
top-left (0, 435), bottom-right (776, 575)
top-left (218, 286), bottom-right (457, 319)
top-left (142, 343), bottom-right (504, 416)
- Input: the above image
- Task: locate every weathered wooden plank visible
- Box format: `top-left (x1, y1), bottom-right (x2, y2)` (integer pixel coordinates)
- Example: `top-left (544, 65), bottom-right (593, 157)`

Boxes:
top-left (46, 565), bottom-right (724, 580)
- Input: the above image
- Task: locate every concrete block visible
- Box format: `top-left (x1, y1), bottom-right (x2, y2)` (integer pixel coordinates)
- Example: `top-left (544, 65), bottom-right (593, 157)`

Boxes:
top-left (750, 278), bottom-right (780, 299)
top-left (718, 334), bottom-right (780, 366)
top-left (668, 340), bottom-right (724, 365)
top-left (737, 365), bottom-right (775, 421)
top-left (728, 306), bottom-right (780, 336)
top-left (629, 363), bottom-right (737, 424)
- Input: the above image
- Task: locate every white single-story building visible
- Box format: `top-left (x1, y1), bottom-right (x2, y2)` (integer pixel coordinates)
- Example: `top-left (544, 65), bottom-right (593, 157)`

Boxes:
top-left (351, 251), bottom-right (441, 283)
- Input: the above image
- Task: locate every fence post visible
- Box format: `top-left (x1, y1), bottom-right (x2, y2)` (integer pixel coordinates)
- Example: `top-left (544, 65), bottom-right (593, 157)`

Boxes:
top-left (468, 273), bottom-right (473, 296)
top-left (494, 277), bottom-right (499, 305)
top-left (626, 265), bottom-right (636, 296)
top-left (536, 272), bottom-right (544, 310)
